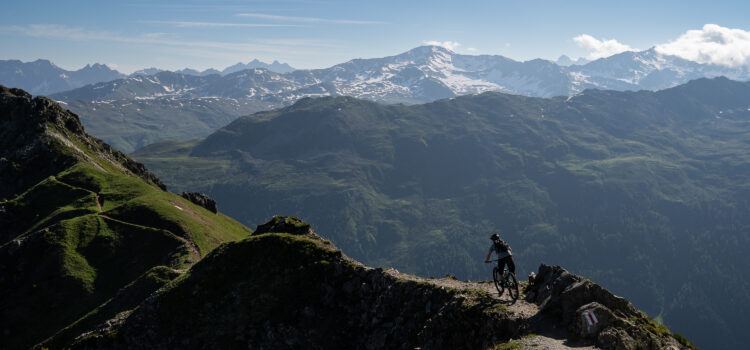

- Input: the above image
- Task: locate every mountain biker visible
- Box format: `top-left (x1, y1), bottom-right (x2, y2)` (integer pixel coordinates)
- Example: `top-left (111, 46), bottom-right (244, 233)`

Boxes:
top-left (485, 233), bottom-right (515, 278)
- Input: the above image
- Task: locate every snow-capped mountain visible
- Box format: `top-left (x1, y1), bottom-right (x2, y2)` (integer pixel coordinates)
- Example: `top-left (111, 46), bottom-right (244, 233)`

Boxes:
top-left (50, 45), bottom-right (750, 104)
top-left (0, 59), bottom-right (125, 95)
top-left (571, 48), bottom-right (750, 91)
top-left (222, 59), bottom-right (295, 74)
top-left (0, 59), bottom-right (297, 96)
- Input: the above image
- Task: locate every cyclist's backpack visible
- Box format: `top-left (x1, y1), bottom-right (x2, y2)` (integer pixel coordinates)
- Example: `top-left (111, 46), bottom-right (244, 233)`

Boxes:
top-left (494, 239), bottom-right (510, 253)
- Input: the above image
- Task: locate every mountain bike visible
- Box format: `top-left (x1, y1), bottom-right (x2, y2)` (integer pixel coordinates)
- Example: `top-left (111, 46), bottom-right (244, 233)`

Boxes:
top-left (487, 259), bottom-right (519, 300)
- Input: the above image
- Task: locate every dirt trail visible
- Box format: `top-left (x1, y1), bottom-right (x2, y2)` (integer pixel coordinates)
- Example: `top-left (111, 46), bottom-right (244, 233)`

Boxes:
top-left (382, 268), bottom-right (598, 349)
top-left (94, 192), bottom-right (103, 212)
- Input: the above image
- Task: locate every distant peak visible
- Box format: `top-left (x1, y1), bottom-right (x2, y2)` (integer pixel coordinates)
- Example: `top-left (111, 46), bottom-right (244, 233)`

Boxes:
top-left (412, 45), bottom-right (453, 53)
top-left (31, 59), bottom-right (55, 67)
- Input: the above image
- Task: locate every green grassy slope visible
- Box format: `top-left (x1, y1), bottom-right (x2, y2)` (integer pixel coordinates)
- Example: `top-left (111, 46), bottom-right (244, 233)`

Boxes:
top-left (0, 85), bottom-right (252, 349)
top-left (133, 77), bottom-right (750, 349)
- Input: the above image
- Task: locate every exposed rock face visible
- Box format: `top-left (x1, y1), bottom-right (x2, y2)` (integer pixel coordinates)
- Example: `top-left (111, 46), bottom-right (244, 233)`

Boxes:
top-left (0, 84), bottom-right (166, 201)
top-left (180, 192), bottom-right (218, 213)
top-left (0, 86), bottom-right (80, 200)
top-left (526, 264), bottom-right (691, 350)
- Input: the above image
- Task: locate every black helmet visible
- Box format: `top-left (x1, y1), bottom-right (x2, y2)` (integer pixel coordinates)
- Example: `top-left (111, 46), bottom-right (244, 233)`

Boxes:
top-left (490, 233), bottom-right (500, 241)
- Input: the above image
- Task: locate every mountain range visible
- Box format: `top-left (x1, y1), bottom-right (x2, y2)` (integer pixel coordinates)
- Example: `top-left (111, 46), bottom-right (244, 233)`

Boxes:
top-left (131, 59), bottom-right (295, 77)
top-left (51, 45), bottom-right (750, 103)
top-left (0, 58), bottom-right (296, 96)
top-left (0, 59), bottom-right (124, 96)
top-left (133, 77), bottom-right (750, 349)
top-left (0, 84), bottom-right (694, 349)
top-left (39, 45), bottom-right (750, 152)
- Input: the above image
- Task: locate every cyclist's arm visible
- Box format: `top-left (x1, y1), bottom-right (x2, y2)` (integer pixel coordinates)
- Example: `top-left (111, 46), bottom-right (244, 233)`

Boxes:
top-left (485, 249), bottom-right (493, 262)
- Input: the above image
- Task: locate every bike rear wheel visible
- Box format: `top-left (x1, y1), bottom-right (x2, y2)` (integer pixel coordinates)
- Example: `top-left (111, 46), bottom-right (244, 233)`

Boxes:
top-left (492, 267), bottom-right (505, 296)
top-left (505, 272), bottom-right (519, 300)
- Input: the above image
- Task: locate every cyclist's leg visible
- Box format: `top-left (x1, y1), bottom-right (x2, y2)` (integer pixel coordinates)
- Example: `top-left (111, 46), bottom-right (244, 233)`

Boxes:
top-left (497, 258), bottom-right (507, 278)
top-left (507, 257), bottom-right (516, 275)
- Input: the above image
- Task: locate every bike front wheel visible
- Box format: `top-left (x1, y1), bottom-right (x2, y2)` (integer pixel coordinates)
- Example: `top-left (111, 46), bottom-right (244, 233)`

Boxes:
top-left (493, 267), bottom-right (505, 296)
top-left (505, 272), bottom-right (519, 300)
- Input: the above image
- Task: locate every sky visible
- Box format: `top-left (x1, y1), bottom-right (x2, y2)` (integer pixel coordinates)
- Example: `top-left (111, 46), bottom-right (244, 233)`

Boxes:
top-left (1, 0), bottom-right (749, 74)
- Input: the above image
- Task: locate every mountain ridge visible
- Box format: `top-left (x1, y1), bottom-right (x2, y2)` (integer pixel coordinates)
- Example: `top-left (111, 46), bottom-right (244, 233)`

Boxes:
top-left (0, 60), bottom-right (125, 96)
top-left (57, 216), bottom-right (694, 350)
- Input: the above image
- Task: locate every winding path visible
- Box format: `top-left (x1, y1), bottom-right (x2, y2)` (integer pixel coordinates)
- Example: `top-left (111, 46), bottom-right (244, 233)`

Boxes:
top-left (51, 176), bottom-right (202, 264)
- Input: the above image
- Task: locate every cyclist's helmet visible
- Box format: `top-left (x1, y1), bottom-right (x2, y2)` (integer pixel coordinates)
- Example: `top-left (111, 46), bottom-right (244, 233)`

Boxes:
top-left (490, 233), bottom-right (500, 241)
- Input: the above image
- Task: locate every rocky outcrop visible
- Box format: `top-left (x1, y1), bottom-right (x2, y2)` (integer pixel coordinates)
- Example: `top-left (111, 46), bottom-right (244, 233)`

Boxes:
top-left (526, 264), bottom-right (694, 350)
top-left (253, 215), bottom-right (314, 236)
top-left (180, 192), bottom-right (218, 213)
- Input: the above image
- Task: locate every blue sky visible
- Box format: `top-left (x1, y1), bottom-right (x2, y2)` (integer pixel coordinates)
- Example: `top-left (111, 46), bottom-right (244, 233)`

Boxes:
top-left (1, 0), bottom-right (749, 73)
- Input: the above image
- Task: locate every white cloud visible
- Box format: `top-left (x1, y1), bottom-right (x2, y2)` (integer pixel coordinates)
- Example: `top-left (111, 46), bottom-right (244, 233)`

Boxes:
top-left (573, 34), bottom-right (635, 60)
top-left (423, 40), bottom-right (461, 51)
top-left (467, 47), bottom-right (477, 52)
top-left (655, 24), bottom-right (750, 67)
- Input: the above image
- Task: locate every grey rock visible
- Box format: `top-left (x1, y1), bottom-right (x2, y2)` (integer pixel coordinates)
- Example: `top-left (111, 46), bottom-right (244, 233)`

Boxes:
top-left (597, 327), bottom-right (638, 350)
top-left (572, 302), bottom-right (617, 339)
top-left (180, 192), bottom-right (218, 213)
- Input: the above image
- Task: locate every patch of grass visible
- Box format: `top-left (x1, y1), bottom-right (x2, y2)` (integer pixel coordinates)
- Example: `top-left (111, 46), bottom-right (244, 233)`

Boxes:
top-left (630, 315), bottom-right (671, 337)
top-left (673, 333), bottom-right (698, 349)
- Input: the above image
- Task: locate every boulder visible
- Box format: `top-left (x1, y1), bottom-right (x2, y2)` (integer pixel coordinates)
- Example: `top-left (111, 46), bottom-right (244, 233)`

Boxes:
top-left (527, 264), bottom-right (639, 324)
top-left (572, 302), bottom-right (616, 339)
top-left (180, 192), bottom-right (218, 213)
